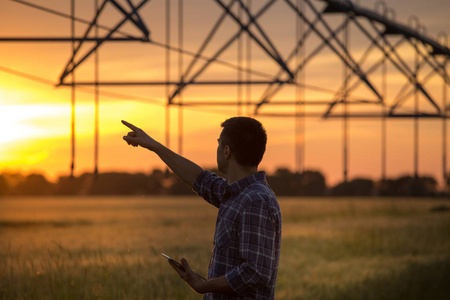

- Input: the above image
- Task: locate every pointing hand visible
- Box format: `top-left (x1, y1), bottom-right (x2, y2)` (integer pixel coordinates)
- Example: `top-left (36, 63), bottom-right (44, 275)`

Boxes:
top-left (122, 120), bottom-right (157, 150)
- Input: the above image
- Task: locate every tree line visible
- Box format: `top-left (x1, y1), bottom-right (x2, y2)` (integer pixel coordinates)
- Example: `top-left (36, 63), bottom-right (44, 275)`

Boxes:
top-left (1, 168), bottom-right (448, 197)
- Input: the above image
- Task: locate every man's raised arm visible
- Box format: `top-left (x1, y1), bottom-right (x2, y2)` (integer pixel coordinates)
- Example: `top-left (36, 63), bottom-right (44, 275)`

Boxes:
top-left (122, 120), bottom-right (203, 188)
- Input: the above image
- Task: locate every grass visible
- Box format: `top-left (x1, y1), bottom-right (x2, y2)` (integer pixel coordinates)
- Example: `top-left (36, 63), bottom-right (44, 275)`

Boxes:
top-left (1, 196), bottom-right (450, 299)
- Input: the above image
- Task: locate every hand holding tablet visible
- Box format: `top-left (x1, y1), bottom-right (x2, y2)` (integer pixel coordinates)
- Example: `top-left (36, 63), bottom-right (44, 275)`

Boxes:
top-left (162, 253), bottom-right (185, 271)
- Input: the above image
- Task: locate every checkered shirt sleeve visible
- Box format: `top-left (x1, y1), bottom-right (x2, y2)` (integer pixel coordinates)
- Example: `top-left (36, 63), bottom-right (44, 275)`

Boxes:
top-left (193, 170), bottom-right (228, 208)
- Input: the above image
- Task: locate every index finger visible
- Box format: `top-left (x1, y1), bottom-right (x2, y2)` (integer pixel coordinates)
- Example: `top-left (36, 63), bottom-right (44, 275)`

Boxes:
top-left (121, 120), bottom-right (138, 131)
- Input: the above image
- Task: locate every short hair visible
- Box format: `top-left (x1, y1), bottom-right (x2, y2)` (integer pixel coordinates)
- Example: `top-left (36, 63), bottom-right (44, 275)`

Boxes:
top-left (220, 117), bottom-right (267, 167)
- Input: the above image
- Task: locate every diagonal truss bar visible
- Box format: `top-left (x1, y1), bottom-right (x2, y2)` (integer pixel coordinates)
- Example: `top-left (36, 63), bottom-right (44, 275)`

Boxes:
top-left (393, 63), bottom-right (447, 114)
top-left (126, 0), bottom-right (150, 36)
top-left (372, 25), bottom-right (442, 114)
top-left (11, 0), bottom-right (144, 39)
top-left (305, 0), bottom-right (383, 100)
top-left (215, 0), bottom-right (294, 79)
top-left (235, 0), bottom-right (294, 79)
top-left (319, 0), bottom-right (448, 115)
top-left (321, 23), bottom-right (389, 117)
top-left (323, 42), bottom-right (380, 118)
top-left (390, 51), bottom-right (440, 114)
top-left (320, 0), bottom-right (450, 57)
top-left (344, 16), bottom-right (443, 115)
top-left (323, 20), bottom-right (408, 117)
top-left (167, 0), bottom-right (277, 103)
top-left (393, 63), bottom-right (449, 115)
top-left (179, 0), bottom-right (237, 85)
top-left (391, 41), bottom-right (441, 113)
top-left (285, 0), bottom-right (383, 104)
top-left (407, 37), bottom-right (450, 85)
top-left (59, 0), bottom-right (109, 80)
top-left (59, 0), bottom-right (150, 84)
top-left (255, 12), bottom-right (353, 114)
top-left (109, 0), bottom-right (150, 37)
top-left (256, 5), bottom-right (372, 114)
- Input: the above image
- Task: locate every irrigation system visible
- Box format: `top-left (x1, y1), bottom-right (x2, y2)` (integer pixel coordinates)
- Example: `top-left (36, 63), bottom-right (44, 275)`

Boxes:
top-left (1, 0), bottom-right (449, 184)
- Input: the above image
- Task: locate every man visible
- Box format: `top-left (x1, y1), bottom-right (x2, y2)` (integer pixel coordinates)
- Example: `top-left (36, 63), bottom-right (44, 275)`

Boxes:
top-left (122, 117), bottom-right (281, 299)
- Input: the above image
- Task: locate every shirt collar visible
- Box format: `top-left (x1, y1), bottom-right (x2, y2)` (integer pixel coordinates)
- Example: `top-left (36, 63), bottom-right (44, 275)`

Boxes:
top-left (228, 171), bottom-right (266, 196)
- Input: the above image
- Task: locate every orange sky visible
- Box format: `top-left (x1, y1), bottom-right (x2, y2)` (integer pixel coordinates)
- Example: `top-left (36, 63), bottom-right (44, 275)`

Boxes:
top-left (0, 0), bottom-right (449, 187)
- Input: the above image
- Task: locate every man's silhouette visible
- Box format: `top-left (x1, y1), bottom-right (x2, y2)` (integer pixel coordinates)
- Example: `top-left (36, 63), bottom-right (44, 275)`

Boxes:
top-left (122, 117), bottom-right (281, 299)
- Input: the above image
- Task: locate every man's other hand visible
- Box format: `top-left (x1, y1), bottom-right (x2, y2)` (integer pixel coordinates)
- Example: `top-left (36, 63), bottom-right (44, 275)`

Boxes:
top-left (169, 258), bottom-right (207, 294)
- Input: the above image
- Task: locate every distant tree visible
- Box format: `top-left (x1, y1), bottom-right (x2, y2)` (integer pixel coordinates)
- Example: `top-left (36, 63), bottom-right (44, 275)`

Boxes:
top-left (386, 176), bottom-right (415, 196)
top-left (377, 175), bottom-right (438, 197)
top-left (267, 168), bottom-right (327, 196)
top-left (352, 178), bottom-right (375, 196)
top-left (447, 173), bottom-right (450, 188)
top-left (299, 170), bottom-right (327, 196)
top-left (0, 172), bottom-right (24, 195)
top-left (377, 179), bottom-right (394, 196)
top-left (15, 173), bottom-right (54, 195)
top-left (0, 174), bottom-right (9, 196)
top-left (167, 174), bottom-right (196, 195)
top-left (332, 178), bottom-right (374, 196)
top-left (419, 176), bottom-right (437, 196)
top-left (267, 168), bottom-right (302, 196)
top-left (331, 181), bottom-right (351, 196)
top-left (55, 174), bottom-right (86, 195)
top-left (89, 172), bottom-right (148, 195)
top-left (145, 169), bottom-right (165, 194)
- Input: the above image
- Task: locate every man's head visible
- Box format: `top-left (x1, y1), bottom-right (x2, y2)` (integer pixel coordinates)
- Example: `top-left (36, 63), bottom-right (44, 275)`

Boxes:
top-left (217, 117), bottom-right (267, 171)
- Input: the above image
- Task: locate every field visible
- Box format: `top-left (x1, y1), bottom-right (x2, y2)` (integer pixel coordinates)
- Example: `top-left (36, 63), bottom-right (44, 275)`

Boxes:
top-left (1, 196), bottom-right (450, 299)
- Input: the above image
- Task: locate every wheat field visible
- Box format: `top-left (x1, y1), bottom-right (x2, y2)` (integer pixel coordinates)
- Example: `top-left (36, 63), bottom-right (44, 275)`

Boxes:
top-left (1, 196), bottom-right (450, 299)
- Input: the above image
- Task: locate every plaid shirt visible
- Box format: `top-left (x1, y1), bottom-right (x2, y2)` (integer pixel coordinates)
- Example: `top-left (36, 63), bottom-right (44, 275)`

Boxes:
top-left (193, 170), bottom-right (282, 299)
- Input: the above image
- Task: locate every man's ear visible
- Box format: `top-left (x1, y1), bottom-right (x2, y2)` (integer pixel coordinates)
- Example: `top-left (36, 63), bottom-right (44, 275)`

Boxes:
top-left (224, 145), bottom-right (231, 159)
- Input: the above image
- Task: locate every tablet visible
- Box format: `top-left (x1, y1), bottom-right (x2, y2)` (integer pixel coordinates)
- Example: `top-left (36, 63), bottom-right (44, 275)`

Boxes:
top-left (162, 253), bottom-right (184, 271)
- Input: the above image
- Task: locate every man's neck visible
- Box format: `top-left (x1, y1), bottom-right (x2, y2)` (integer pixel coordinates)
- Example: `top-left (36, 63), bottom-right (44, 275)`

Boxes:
top-left (226, 164), bottom-right (258, 184)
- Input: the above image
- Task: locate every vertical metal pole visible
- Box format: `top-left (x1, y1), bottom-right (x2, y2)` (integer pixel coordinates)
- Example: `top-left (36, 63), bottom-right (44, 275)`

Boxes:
top-left (94, 0), bottom-right (99, 177)
top-left (295, 0), bottom-right (300, 173)
top-left (295, 0), bottom-right (305, 174)
top-left (165, 0), bottom-right (171, 150)
top-left (178, 0), bottom-right (183, 155)
top-left (414, 39), bottom-right (419, 180)
top-left (237, 1), bottom-right (243, 116)
top-left (300, 0), bottom-right (305, 174)
top-left (443, 58), bottom-right (448, 188)
top-left (381, 43), bottom-right (387, 182)
top-left (70, 0), bottom-right (76, 178)
top-left (342, 13), bottom-right (349, 183)
top-left (165, 106), bottom-right (170, 149)
top-left (246, 0), bottom-right (252, 116)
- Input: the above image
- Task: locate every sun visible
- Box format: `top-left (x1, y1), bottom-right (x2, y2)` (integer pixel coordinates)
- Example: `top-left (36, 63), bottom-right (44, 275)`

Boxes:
top-left (0, 85), bottom-right (70, 168)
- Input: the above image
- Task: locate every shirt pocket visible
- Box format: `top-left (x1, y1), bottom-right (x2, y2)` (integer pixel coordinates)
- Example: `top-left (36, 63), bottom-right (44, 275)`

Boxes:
top-left (214, 219), bottom-right (233, 249)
